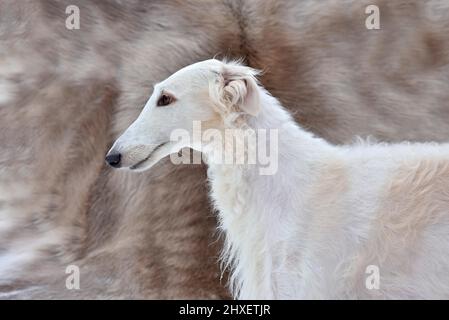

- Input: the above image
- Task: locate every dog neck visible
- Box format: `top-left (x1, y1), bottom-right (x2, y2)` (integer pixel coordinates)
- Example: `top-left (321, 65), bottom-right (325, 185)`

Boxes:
top-left (204, 88), bottom-right (332, 298)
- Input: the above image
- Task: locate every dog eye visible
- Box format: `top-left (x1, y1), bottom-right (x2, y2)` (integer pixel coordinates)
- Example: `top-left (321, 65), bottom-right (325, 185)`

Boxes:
top-left (157, 94), bottom-right (174, 107)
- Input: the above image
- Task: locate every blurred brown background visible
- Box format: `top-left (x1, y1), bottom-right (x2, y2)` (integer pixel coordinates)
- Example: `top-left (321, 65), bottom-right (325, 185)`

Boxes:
top-left (0, 0), bottom-right (448, 299)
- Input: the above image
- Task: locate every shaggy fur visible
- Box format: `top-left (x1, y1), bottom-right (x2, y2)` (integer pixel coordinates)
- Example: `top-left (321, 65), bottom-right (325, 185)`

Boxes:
top-left (1, 0), bottom-right (449, 299)
top-left (109, 59), bottom-right (449, 299)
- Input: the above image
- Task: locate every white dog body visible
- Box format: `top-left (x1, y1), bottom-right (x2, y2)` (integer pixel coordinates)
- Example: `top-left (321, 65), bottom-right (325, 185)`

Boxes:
top-left (108, 59), bottom-right (449, 299)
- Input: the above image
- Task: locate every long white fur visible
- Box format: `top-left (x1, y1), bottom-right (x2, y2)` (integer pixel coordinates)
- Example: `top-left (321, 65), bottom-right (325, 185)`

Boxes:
top-left (109, 59), bottom-right (449, 299)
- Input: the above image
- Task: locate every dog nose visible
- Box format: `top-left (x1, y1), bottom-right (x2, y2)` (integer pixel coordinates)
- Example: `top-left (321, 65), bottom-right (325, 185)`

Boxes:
top-left (105, 153), bottom-right (121, 168)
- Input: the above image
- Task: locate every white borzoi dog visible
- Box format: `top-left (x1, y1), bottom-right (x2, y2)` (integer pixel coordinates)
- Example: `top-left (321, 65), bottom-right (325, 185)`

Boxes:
top-left (106, 59), bottom-right (449, 299)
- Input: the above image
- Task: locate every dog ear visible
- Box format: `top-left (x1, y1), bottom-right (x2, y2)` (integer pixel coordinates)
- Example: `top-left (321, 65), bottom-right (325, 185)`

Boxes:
top-left (220, 64), bottom-right (261, 117)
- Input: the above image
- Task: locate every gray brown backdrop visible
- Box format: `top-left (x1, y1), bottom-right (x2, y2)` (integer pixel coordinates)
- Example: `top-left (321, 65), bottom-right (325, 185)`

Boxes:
top-left (0, 0), bottom-right (448, 299)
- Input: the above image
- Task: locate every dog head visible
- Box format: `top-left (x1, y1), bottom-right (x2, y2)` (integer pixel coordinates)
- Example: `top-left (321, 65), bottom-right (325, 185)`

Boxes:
top-left (106, 59), bottom-right (261, 171)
